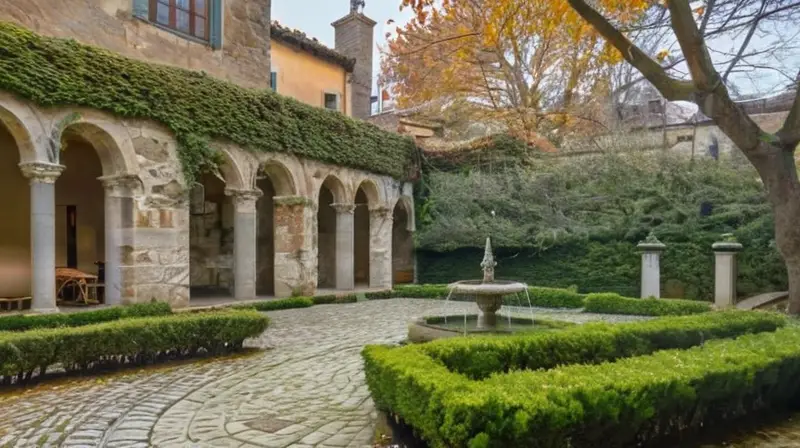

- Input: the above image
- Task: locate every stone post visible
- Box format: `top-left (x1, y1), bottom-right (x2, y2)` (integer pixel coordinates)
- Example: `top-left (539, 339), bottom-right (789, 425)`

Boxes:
top-left (637, 234), bottom-right (666, 298)
top-left (369, 206), bottom-right (393, 289)
top-left (332, 203), bottom-right (355, 290)
top-left (713, 236), bottom-right (743, 308)
top-left (225, 189), bottom-right (262, 300)
top-left (99, 175), bottom-right (138, 306)
top-left (274, 196), bottom-right (316, 297)
top-left (20, 162), bottom-right (65, 313)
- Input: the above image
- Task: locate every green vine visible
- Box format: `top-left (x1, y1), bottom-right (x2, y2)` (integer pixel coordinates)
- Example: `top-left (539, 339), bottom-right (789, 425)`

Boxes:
top-left (0, 22), bottom-right (418, 184)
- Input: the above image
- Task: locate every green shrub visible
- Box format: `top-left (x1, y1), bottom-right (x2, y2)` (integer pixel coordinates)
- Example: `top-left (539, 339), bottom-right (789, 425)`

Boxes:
top-left (312, 294), bottom-right (358, 304)
top-left (0, 310), bottom-right (268, 384)
top-left (526, 286), bottom-right (584, 308)
top-left (0, 22), bottom-right (417, 182)
top-left (418, 310), bottom-right (785, 379)
top-left (391, 284), bottom-right (451, 299)
top-left (363, 313), bottom-right (793, 448)
top-left (0, 302), bottom-right (172, 332)
top-left (583, 293), bottom-right (711, 316)
top-left (235, 297), bottom-right (314, 311)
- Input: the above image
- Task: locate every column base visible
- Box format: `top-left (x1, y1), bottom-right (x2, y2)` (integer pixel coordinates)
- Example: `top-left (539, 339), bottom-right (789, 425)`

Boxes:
top-left (31, 307), bottom-right (60, 314)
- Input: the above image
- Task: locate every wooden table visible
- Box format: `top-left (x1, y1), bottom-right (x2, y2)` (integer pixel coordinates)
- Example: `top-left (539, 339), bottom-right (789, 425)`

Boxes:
top-left (56, 267), bottom-right (99, 305)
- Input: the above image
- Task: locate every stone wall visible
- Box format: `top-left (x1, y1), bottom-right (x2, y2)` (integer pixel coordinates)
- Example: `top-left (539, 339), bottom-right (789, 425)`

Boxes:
top-left (0, 0), bottom-right (272, 89)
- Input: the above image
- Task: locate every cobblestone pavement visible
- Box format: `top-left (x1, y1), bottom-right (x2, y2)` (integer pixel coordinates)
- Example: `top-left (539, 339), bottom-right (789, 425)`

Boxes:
top-left (0, 299), bottom-right (647, 448)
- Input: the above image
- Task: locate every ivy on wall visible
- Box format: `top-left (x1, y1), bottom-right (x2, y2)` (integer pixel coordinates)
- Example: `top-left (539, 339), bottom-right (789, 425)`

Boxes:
top-left (0, 22), bottom-right (418, 183)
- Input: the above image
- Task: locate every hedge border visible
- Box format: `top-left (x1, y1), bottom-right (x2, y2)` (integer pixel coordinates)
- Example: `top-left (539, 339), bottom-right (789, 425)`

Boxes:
top-left (583, 293), bottom-right (712, 316)
top-left (0, 310), bottom-right (268, 385)
top-left (0, 302), bottom-right (172, 332)
top-left (363, 310), bottom-right (788, 447)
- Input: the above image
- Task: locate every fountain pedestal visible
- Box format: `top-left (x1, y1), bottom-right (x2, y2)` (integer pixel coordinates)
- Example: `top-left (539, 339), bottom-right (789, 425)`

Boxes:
top-left (476, 295), bottom-right (504, 328)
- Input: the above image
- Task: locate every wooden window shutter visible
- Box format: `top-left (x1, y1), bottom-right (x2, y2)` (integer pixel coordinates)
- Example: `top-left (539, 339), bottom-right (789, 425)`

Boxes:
top-left (270, 72), bottom-right (277, 91)
top-left (132, 0), bottom-right (149, 19)
top-left (210, 0), bottom-right (223, 50)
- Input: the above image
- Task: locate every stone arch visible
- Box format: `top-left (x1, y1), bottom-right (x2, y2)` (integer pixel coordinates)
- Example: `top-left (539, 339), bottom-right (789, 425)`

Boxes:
top-left (321, 174), bottom-right (348, 204)
top-left (0, 103), bottom-right (38, 163)
top-left (215, 147), bottom-right (248, 190)
top-left (354, 178), bottom-right (382, 208)
top-left (61, 120), bottom-right (138, 176)
top-left (260, 160), bottom-right (297, 197)
top-left (393, 195), bottom-right (416, 232)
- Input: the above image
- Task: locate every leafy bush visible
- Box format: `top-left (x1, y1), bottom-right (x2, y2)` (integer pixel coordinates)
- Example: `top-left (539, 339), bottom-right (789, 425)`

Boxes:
top-left (583, 293), bottom-right (711, 316)
top-left (415, 152), bottom-right (786, 299)
top-left (312, 294), bottom-right (358, 304)
top-left (526, 286), bottom-right (584, 308)
top-left (418, 310), bottom-right (784, 379)
top-left (235, 297), bottom-right (314, 311)
top-left (363, 313), bottom-right (793, 448)
top-left (0, 310), bottom-right (268, 384)
top-left (0, 302), bottom-right (172, 332)
top-left (0, 22), bottom-right (417, 182)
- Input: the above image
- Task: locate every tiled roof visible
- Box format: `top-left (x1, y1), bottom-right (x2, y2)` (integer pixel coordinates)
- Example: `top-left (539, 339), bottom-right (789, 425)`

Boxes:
top-left (270, 22), bottom-right (356, 72)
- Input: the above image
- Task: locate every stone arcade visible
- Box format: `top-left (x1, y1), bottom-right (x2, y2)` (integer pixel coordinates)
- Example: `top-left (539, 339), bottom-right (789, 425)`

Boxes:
top-left (0, 93), bottom-right (416, 310)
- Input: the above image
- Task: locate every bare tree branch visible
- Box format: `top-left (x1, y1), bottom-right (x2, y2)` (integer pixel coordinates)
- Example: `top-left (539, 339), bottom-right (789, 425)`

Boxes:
top-left (566, 0), bottom-right (696, 101)
top-left (722, 0), bottom-right (767, 82)
top-left (699, 0), bottom-right (716, 34)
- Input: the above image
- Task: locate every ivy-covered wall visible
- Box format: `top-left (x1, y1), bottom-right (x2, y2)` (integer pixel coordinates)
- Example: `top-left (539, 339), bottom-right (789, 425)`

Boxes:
top-left (0, 22), bottom-right (418, 183)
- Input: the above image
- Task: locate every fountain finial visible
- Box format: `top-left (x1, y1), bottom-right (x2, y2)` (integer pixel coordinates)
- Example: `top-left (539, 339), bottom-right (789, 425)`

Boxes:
top-left (480, 237), bottom-right (497, 283)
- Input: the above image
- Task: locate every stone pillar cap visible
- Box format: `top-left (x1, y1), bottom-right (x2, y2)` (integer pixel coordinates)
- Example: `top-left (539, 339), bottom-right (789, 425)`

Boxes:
top-left (637, 232), bottom-right (665, 251)
top-left (712, 241), bottom-right (743, 252)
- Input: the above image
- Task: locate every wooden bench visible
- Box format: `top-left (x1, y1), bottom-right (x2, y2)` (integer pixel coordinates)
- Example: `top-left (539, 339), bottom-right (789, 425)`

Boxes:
top-left (0, 297), bottom-right (32, 311)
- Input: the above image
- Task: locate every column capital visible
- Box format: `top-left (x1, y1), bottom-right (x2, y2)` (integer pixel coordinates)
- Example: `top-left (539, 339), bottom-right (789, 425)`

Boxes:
top-left (99, 174), bottom-right (141, 196)
top-left (332, 202), bottom-right (356, 214)
top-left (19, 162), bottom-right (65, 184)
top-left (225, 188), bottom-right (262, 213)
top-left (369, 206), bottom-right (393, 220)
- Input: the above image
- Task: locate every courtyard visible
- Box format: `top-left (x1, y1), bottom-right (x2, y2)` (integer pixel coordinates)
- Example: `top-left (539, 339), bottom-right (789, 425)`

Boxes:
top-left (0, 299), bottom-right (645, 448)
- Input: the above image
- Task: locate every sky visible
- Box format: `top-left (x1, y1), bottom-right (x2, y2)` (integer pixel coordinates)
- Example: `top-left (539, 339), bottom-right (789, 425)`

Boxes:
top-left (271, 0), bottom-right (413, 97)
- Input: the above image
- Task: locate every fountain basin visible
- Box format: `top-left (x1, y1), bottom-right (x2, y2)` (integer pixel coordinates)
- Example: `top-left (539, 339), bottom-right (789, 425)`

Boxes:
top-left (408, 314), bottom-right (566, 343)
top-left (447, 280), bottom-right (527, 295)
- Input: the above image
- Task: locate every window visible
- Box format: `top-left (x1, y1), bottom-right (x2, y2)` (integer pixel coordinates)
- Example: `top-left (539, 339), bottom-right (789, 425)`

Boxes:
top-left (149, 0), bottom-right (209, 40)
top-left (648, 99), bottom-right (662, 114)
top-left (677, 135), bottom-right (694, 143)
top-left (324, 93), bottom-right (340, 111)
top-left (270, 71), bottom-right (278, 92)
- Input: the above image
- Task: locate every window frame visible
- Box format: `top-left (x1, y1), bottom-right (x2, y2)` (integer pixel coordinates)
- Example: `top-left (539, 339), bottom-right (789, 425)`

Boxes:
top-left (323, 92), bottom-right (341, 112)
top-left (148, 0), bottom-right (210, 42)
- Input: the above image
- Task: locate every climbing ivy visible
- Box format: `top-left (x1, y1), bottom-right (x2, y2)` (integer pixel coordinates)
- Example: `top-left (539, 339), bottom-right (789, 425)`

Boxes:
top-left (0, 22), bottom-right (418, 183)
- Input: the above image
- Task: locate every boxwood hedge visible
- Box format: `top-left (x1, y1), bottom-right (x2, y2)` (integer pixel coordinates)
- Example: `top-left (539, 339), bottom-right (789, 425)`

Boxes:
top-left (0, 310), bottom-right (268, 384)
top-left (363, 311), bottom-right (788, 447)
top-left (583, 293), bottom-right (712, 316)
top-left (0, 22), bottom-right (418, 182)
top-left (0, 302), bottom-right (172, 332)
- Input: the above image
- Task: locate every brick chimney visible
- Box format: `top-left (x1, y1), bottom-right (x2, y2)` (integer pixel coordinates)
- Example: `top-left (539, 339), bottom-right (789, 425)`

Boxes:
top-left (332, 8), bottom-right (376, 119)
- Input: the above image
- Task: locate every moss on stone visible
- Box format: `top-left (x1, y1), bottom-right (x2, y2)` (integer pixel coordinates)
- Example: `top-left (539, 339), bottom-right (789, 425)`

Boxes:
top-left (0, 22), bottom-right (419, 183)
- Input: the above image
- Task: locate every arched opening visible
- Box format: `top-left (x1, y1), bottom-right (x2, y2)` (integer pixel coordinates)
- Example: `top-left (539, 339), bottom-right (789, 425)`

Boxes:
top-left (317, 177), bottom-right (340, 289)
top-left (0, 117), bottom-right (31, 304)
top-left (354, 187), bottom-right (371, 286)
top-left (54, 129), bottom-right (106, 303)
top-left (255, 161), bottom-right (296, 297)
top-left (189, 172), bottom-right (234, 298)
top-left (392, 199), bottom-right (415, 285)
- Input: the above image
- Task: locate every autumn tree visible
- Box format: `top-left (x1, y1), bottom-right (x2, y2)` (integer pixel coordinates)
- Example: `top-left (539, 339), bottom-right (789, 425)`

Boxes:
top-left (383, 0), bottom-right (639, 148)
top-left (403, 0), bottom-right (800, 312)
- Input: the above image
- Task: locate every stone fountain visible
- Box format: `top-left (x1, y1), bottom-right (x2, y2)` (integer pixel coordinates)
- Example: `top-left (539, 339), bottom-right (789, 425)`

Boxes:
top-left (408, 237), bottom-right (534, 342)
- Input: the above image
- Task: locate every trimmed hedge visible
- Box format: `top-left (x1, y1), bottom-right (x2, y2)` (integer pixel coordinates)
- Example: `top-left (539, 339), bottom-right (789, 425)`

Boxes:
top-left (0, 310), bottom-right (268, 384)
top-left (526, 286), bottom-right (584, 308)
top-left (583, 293), bottom-right (712, 316)
top-left (235, 297), bottom-right (314, 311)
top-left (0, 22), bottom-right (418, 182)
top-left (0, 302), bottom-right (172, 332)
top-left (362, 311), bottom-right (791, 447)
top-left (418, 310), bottom-right (785, 379)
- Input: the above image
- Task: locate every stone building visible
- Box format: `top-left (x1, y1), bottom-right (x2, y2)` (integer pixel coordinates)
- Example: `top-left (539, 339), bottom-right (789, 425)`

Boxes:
top-left (0, 0), bottom-right (416, 311)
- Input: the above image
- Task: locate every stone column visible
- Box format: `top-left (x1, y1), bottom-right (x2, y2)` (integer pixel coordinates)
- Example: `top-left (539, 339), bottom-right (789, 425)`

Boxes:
top-left (274, 196), bottom-right (316, 297)
top-left (225, 189), bottom-right (262, 300)
top-left (637, 235), bottom-right (666, 298)
top-left (713, 237), bottom-right (743, 308)
top-left (332, 203), bottom-right (355, 290)
top-left (369, 206), bottom-right (393, 289)
top-left (99, 175), bottom-right (138, 306)
top-left (20, 162), bottom-right (65, 313)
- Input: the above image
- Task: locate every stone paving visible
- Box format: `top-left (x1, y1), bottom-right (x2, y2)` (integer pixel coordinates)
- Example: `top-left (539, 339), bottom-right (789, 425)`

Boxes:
top-left (0, 299), bottom-right (647, 448)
